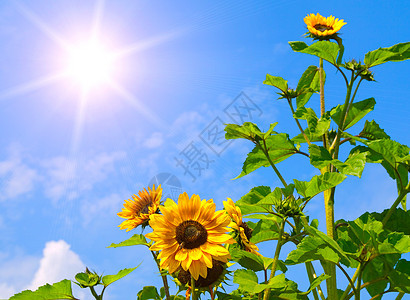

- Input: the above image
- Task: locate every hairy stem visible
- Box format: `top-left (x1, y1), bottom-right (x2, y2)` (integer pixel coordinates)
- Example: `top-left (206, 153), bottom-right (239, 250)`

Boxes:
top-left (191, 276), bottom-right (197, 300)
top-left (261, 139), bottom-right (288, 187)
top-left (287, 98), bottom-right (311, 145)
top-left (382, 182), bottom-right (410, 226)
top-left (305, 262), bottom-right (325, 300)
top-left (151, 251), bottom-right (171, 300)
top-left (319, 58), bottom-right (329, 149)
top-left (341, 267), bottom-right (360, 300)
top-left (263, 219), bottom-right (286, 300)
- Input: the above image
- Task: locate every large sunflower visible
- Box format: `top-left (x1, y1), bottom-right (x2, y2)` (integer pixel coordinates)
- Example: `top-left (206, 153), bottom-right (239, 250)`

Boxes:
top-left (223, 198), bottom-right (260, 255)
top-left (304, 13), bottom-right (346, 38)
top-left (117, 185), bottom-right (162, 231)
top-left (146, 193), bottom-right (233, 280)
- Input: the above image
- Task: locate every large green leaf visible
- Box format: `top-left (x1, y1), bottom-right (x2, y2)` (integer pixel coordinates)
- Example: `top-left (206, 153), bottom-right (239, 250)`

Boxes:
top-left (9, 280), bottom-right (76, 300)
top-left (289, 41), bottom-right (340, 64)
top-left (235, 186), bottom-right (274, 215)
top-left (263, 74), bottom-right (288, 92)
top-left (295, 65), bottom-right (320, 109)
top-left (108, 234), bottom-right (150, 248)
top-left (285, 235), bottom-right (341, 265)
top-left (364, 42), bottom-right (410, 67)
top-left (137, 286), bottom-right (162, 300)
top-left (225, 122), bottom-right (264, 141)
top-left (229, 247), bottom-right (287, 273)
top-left (371, 208), bottom-right (410, 235)
top-left (236, 134), bottom-right (297, 179)
top-left (359, 120), bottom-right (390, 140)
top-left (233, 270), bottom-right (291, 294)
top-left (247, 219), bottom-right (281, 244)
top-left (362, 255), bottom-right (398, 297)
top-left (294, 172), bottom-right (347, 198)
top-left (308, 144), bottom-right (367, 177)
top-left (330, 97), bottom-right (376, 130)
top-left (101, 266), bottom-right (139, 287)
top-left (389, 259), bottom-right (410, 293)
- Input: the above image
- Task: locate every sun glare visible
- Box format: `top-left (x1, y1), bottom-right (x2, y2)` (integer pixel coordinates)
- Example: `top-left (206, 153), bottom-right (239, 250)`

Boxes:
top-left (65, 41), bottom-right (115, 89)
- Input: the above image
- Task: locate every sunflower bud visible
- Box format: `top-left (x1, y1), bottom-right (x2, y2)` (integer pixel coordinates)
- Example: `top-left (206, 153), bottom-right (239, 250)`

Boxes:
top-left (274, 196), bottom-right (302, 217)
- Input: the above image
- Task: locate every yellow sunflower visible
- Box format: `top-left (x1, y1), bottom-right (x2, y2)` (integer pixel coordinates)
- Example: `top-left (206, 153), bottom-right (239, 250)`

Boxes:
top-left (146, 193), bottom-right (233, 280)
top-left (223, 198), bottom-right (260, 255)
top-left (304, 13), bottom-right (346, 38)
top-left (117, 185), bottom-right (162, 231)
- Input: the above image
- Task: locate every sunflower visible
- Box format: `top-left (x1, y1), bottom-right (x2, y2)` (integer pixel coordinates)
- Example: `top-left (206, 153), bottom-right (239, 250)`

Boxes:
top-left (304, 13), bottom-right (346, 38)
top-left (223, 198), bottom-right (260, 255)
top-left (117, 185), bottom-right (162, 231)
top-left (146, 193), bottom-right (233, 280)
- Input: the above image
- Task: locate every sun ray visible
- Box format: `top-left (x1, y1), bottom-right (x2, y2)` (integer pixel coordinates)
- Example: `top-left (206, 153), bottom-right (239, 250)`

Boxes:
top-left (108, 80), bottom-right (168, 130)
top-left (90, 0), bottom-right (105, 40)
top-left (0, 72), bottom-right (67, 101)
top-left (13, 1), bottom-right (70, 51)
top-left (70, 88), bottom-right (89, 154)
top-left (113, 29), bottom-right (186, 60)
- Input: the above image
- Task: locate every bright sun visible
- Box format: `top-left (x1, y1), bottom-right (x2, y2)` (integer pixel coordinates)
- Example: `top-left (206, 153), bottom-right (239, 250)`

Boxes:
top-left (65, 41), bottom-right (115, 89)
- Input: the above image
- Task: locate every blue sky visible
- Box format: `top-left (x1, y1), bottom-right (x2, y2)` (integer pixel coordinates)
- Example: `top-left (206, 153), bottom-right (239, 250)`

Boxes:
top-left (0, 1), bottom-right (409, 299)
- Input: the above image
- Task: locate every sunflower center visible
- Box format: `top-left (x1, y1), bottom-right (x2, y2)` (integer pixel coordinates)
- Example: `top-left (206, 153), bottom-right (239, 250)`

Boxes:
top-left (239, 222), bottom-right (253, 240)
top-left (140, 203), bottom-right (151, 215)
top-left (314, 24), bottom-right (333, 32)
top-left (175, 220), bottom-right (208, 249)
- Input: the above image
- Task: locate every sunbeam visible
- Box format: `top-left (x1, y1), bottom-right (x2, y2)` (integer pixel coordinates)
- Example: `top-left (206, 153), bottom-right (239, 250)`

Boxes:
top-left (108, 80), bottom-right (168, 130)
top-left (0, 72), bottom-right (67, 101)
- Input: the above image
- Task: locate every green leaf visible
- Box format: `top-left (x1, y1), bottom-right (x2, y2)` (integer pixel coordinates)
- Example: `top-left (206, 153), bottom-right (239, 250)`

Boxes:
top-left (108, 234), bottom-right (150, 248)
top-left (215, 291), bottom-right (243, 300)
top-left (389, 259), bottom-right (410, 293)
top-left (359, 120), bottom-right (390, 140)
top-left (364, 42), bottom-right (410, 67)
top-left (289, 41), bottom-right (340, 64)
top-left (233, 270), bottom-right (290, 294)
top-left (137, 286), bottom-right (162, 300)
top-left (308, 144), bottom-right (367, 177)
top-left (9, 280), bottom-right (76, 300)
top-left (362, 255), bottom-right (398, 296)
top-left (235, 186), bottom-right (273, 215)
top-left (285, 235), bottom-right (341, 265)
top-left (330, 97), bottom-right (376, 130)
top-left (371, 208), bottom-right (410, 235)
top-left (299, 273), bottom-right (331, 296)
top-left (263, 74), bottom-right (288, 92)
top-left (247, 219), bottom-right (281, 244)
top-left (235, 134), bottom-right (297, 179)
top-left (229, 247), bottom-right (287, 273)
top-left (294, 172), bottom-right (346, 198)
top-left (225, 122), bottom-right (264, 141)
top-left (101, 266), bottom-right (139, 287)
top-left (296, 65), bottom-right (320, 109)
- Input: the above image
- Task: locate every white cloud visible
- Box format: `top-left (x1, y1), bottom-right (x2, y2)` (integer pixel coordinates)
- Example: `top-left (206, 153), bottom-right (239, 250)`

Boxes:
top-left (81, 193), bottom-right (123, 226)
top-left (143, 132), bottom-right (164, 149)
top-left (0, 150), bottom-right (38, 201)
top-left (41, 151), bottom-right (126, 203)
top-left (28, 240), bottom-right (85, 290)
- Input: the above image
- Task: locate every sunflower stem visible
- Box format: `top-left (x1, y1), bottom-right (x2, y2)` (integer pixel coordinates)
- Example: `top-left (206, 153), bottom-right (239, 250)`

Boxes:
top-left (191, 276), bottom-right (198, 300)
top-left (261, 139), bottom-right (288, 187)
top-left (151, 251), bottom-right (171, 300)
top-left (263, 218), bottom-right (286, 300)
top-left (319, 58), bottom-right (329, 149)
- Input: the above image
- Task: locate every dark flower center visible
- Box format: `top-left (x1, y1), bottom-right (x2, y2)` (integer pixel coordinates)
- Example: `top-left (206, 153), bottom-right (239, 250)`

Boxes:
top-left (239, 222), bottom-right (253, 241)
top-left (175, 220), bottom-right (208, 249)
top-left (314, 24), bottom-right (333, 32)
top-left (178, 260), bottom-right (225, 288)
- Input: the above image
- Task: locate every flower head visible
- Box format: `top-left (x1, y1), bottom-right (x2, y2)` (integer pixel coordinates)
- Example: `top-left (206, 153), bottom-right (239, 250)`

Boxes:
top-left (223, 198), bottom-right (260, 255)
top-left (117, 185), bottom-right (162, 231)
top-left (304, 13), bottom-right (346, 39)
top-left (146, 193), bottom-right (233, 280)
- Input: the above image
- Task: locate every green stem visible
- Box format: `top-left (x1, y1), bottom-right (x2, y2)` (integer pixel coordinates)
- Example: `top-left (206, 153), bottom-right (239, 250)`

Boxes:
top-left (319, 58), bottom-right (329, 149)
top-left (191, 276), bottom-right (197, 300)
top-left (345, 276), bottom-right (388, 300)
top-left (382, 182), bottom-right (410, 226)
top-left (341, 267), bottom-right (360, 300)
top-left (305, 262), bottom-right (325, 300)
top-left (395, 292), bottom-right (405, 300)
top-left (287, 98), bottom-right (311, 145)
top-left (263, 219), bottom-right (286, 300)
top-left (89, 286), bottom-right (101, 300)
top-left (336, 263), bottom-right (357, 297)
top-left (261, 139), bottom-right (288, 187)
top-left (151, 251), bottom-right (171, 300)
top-left (355, 263), bottom-right (363, 300)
